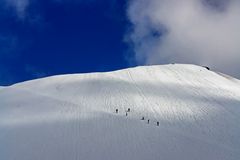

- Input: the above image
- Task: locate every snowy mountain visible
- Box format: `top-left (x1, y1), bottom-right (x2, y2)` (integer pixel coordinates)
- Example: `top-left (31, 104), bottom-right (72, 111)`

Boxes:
top-left (1, 64), bottom-right (240, 160)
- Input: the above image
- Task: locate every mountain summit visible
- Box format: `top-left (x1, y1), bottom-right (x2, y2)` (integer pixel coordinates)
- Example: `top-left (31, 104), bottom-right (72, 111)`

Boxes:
top-left (1, 64), bottom-right (240, 160)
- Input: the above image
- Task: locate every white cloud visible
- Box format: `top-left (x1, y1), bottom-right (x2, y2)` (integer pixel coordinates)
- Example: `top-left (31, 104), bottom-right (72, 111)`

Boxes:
top-left (127, 0), bottom-right (240, 78)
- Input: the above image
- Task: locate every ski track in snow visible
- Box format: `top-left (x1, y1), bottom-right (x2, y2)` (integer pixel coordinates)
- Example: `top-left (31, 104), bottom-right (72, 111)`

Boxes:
top-left (0, 64), bottom-right (240, 160)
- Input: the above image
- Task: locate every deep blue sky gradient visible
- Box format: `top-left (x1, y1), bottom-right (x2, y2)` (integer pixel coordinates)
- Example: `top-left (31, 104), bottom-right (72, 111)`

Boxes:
top-left (0, 0), bottom-right (133, 86)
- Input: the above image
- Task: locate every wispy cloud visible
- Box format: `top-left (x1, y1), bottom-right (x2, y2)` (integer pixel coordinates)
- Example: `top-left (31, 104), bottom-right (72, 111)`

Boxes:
top-left (126, 0), bottom-right (240, 78)
top-left (2, 0), bottom-right (98, 19)
top-left (0, 35), bottom-right (20, 86)
top-left (0, 35), bottom-right (18, 56)
top-left (25, 64), bottom-right (48, 79)
top-left (4, 0), bottom-right (30, 19)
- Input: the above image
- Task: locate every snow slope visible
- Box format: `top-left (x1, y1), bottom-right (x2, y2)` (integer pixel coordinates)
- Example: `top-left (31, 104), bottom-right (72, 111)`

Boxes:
top-left (0, 64), bottom-right (240, 160)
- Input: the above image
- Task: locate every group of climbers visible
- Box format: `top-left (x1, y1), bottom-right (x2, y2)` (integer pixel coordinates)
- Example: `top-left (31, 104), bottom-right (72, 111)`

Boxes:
top-left (115, 108), bottom-right (159, 126)
top-left (141, 116), bottom-right (159, 126)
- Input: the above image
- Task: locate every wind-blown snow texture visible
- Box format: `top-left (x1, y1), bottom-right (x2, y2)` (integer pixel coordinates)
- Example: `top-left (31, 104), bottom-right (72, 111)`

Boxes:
top-left (0, 64), bottom-right (240, 160)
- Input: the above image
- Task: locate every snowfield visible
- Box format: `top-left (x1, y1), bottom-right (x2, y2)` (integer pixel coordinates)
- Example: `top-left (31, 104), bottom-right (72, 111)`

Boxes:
top-left (0, 64), bottom-right (240, 160)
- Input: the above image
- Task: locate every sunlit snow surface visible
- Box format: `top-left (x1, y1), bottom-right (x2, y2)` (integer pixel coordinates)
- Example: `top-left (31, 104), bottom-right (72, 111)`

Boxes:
top-left (1, 64), bottom-right (240, 160)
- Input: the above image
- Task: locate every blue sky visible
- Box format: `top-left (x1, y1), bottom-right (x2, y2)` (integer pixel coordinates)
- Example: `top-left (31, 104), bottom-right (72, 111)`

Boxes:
top-left (0, 0), bottom-right (132, 86)
top-left (1, 0), bottom-right (240, 86)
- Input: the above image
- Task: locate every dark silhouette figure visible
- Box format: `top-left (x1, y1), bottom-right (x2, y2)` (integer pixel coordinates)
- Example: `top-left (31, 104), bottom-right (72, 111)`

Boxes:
top-left (157, 122), bottom-right (159, 126)
top-left (203, 66), bottom-right (210, 70)
top-left (141, 117), bottom-right (145, 120)
top-left (116, 109), bottom-right (118, 113)
top-left (127, 108), bottom-right (130, 112)
top-left (147, 119), bottom-right (150, 124)
top-left (126, 112), bottom-right (128, 116)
